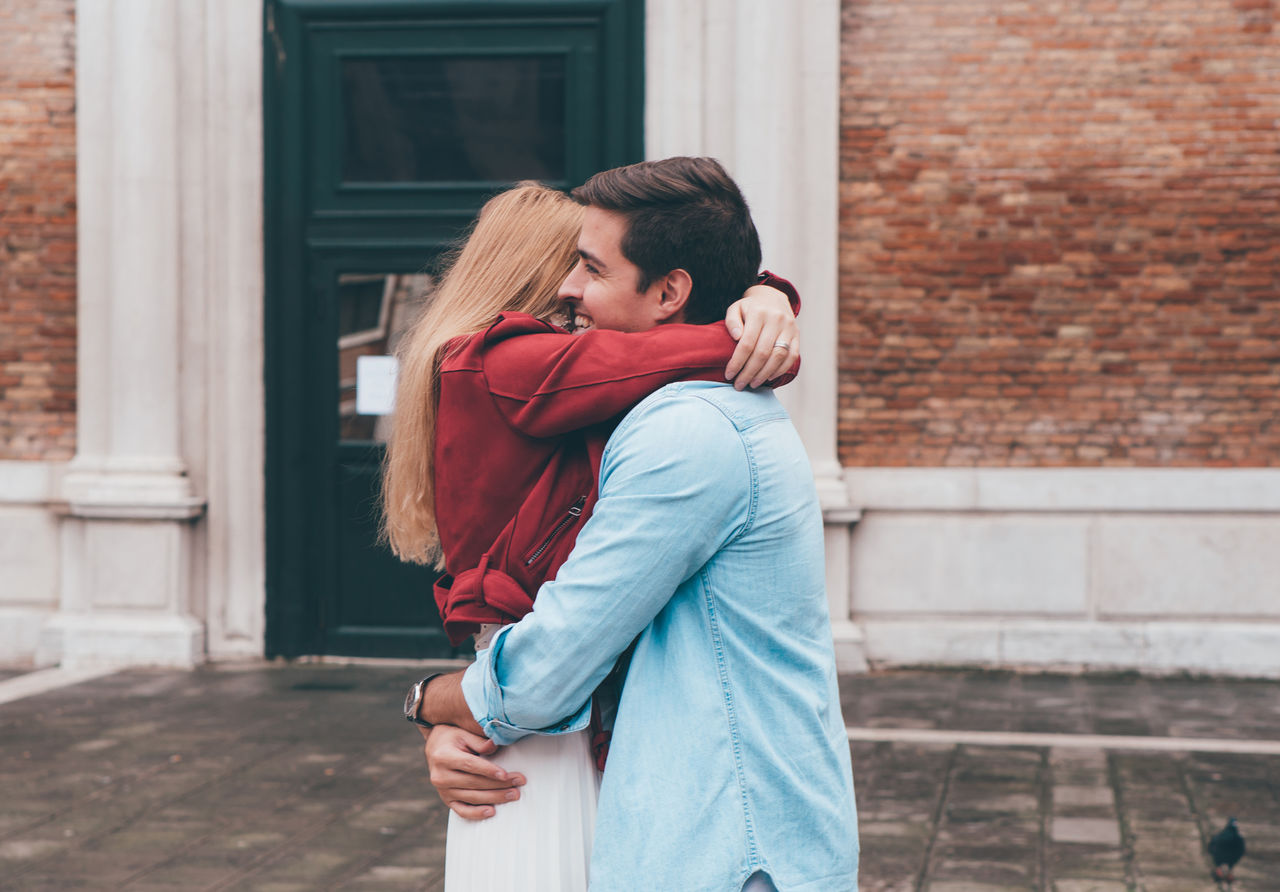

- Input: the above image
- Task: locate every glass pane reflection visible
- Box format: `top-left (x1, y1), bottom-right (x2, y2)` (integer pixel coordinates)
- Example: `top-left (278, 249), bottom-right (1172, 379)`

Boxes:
top-left (342, 55), bottom-right (567, 183)
top-left (337, 272), bottom-right (437, 443)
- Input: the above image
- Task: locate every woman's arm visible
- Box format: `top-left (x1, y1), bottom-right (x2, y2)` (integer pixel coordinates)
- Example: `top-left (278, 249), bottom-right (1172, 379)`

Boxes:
top-left (479, 273), bottom-right (801, 438)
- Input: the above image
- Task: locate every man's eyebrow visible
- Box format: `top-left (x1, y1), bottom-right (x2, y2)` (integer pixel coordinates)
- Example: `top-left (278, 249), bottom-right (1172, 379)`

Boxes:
top-left (578, 248), bottom-right (606, 270)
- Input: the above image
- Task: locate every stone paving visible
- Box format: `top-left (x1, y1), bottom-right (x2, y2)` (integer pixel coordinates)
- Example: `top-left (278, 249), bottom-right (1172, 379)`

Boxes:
top-left (1, 665), bottom-right (1278, 890)
top-left (852, 741), bottom-right (1280, 891)
top-left (841, 671), bottom-right (1280, 742)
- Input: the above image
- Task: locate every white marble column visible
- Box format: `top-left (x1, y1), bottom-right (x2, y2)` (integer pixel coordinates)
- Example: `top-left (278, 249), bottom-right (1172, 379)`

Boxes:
top-left (195, 0), bottom-right (266, 660)
top-left (646, 0), bottom-right (866, 669)
top-left (42, 0), bottom-right (207, 667)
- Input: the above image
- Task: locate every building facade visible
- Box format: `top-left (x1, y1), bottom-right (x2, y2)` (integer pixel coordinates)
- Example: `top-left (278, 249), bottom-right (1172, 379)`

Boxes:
top-left (1, 0), bottom-right (1278, 675)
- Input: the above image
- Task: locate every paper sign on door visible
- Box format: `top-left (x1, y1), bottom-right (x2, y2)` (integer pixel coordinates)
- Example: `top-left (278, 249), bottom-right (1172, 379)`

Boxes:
top-left (356, 355), bottom-right (398, 415)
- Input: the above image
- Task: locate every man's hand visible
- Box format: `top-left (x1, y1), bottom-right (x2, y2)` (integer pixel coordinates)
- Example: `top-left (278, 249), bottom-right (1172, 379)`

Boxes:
top-left (724, 285), bottom-right (800, 390)
top-left (420, 724), bottom-right (527, 820)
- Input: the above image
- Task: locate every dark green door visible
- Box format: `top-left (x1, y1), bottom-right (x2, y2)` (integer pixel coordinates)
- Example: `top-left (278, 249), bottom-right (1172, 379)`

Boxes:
top-left (264, 0), bottom-right (643, 658)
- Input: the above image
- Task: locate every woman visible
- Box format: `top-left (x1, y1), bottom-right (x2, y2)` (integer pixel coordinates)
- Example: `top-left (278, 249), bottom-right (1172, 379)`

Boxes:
top-left (382, 182), bottom-right (798, 891)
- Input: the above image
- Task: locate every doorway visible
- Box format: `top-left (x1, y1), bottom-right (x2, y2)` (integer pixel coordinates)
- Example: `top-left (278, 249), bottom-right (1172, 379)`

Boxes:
top-left (263, 0), bottom-right (643, 658)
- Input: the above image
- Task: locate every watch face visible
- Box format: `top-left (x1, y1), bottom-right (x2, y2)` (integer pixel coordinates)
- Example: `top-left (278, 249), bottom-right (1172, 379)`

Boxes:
top-left (403, 682), bottom-right (420, 719)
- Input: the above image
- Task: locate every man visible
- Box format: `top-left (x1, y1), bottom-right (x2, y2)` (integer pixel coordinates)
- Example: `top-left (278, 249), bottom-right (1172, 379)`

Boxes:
top-left (411, 157), bottom-right (858, 891)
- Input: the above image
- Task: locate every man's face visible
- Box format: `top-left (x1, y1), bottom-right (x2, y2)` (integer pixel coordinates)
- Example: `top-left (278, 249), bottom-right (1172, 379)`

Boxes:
top-left (559, 207), bottom-right (667, 333)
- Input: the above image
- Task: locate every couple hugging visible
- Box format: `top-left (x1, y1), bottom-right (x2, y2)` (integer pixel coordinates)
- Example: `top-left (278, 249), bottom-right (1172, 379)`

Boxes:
top-left (385, 157), bottom-right (859, 892)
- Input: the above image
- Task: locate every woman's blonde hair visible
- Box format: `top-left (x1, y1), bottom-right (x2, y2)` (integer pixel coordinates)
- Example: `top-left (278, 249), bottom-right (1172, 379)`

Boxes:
top-left (382, 182), bottom-right (584, 565)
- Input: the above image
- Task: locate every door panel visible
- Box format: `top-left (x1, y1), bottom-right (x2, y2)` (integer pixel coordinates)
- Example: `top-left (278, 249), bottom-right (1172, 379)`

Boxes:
top-left (265, 0), bottom-right (643, 658)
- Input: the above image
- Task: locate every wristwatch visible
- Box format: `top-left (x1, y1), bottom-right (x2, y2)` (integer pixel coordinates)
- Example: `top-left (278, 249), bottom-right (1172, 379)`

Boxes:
top-left (403, 672), bottom-right (442, 729)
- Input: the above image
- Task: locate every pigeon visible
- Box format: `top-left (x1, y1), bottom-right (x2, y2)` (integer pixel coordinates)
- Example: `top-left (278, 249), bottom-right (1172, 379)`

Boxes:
top-left (1208, 817), bottom-right (1245, 883)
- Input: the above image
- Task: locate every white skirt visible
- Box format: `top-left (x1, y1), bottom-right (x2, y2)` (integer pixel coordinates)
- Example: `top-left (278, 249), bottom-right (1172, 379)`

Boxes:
top-left (443, 728), bottom-right (600, 892)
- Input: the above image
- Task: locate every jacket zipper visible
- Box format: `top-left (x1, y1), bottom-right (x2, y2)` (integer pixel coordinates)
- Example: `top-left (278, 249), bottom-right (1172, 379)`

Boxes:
top-left (524, 496), bottom-right (586, 566)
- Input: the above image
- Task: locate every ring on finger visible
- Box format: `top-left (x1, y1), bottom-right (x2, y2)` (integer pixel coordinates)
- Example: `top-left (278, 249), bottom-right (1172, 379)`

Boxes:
top-left (773, 340), bottom-right (790, 350)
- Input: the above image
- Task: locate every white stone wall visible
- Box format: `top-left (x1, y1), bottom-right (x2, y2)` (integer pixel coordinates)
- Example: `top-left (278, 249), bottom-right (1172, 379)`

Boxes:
top-left (0, 462), bottom-right (63, 663)
top-left (17, 0), bottom-right (265, 669)
top-left (836, 469), bottom-right (1280, 678)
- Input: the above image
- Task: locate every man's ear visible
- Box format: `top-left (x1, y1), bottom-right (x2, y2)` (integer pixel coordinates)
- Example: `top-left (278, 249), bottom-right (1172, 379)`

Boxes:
top-left (653, 269), bottom-right (693, 323)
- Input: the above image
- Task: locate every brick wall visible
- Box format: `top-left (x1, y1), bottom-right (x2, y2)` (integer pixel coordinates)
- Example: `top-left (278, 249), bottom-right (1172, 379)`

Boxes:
top-left (839, 0), bottom-right (1280, 466)
top-left (0, 0), bottom-right (75, 460)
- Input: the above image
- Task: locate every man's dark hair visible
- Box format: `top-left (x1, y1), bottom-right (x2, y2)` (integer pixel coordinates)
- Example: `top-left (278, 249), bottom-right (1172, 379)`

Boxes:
top-left (571, 157), bottom-right (762, 324)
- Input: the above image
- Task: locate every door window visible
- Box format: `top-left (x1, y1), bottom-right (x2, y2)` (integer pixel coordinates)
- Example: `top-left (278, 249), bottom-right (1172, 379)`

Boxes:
top-left (342, 56), bottom-right (567, 183)
top-left (336, 272), bottom-right (435, 443)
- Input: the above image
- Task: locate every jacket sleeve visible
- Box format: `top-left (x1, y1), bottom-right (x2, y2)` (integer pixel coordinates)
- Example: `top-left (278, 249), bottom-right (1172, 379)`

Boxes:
top-left (480, 321), bottom-right (737, 439)
top-left (758, 270), bottom-right (801, 315)
top-left (481, 271), bottom-right (802, 439)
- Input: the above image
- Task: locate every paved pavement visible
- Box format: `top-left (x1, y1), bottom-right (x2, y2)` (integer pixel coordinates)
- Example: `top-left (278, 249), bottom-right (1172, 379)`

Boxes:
top-left (1, 664), bottom-right (1278, 891)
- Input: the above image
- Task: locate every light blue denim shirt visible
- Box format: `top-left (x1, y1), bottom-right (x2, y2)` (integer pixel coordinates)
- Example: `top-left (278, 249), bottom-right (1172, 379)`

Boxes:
top-left (462, 381), bottom-right (859, 892)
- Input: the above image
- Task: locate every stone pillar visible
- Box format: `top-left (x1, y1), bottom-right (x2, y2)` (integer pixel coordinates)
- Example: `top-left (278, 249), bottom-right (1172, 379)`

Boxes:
top-left (646, 0), bottom-right (866, 669)
top-left (195, 0), bottom-right (266, 660)
top-left (41, 0), bottom-right (206, 667)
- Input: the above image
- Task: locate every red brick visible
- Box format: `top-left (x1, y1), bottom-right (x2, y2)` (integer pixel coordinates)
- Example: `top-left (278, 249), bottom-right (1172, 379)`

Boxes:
top-left (0, 0), bottom-right (76, 460)
top-left (839, 0), bottom-right (1280, 467)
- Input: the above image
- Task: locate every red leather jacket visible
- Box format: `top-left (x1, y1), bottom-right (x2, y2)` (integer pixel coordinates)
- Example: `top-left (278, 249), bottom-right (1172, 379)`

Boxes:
top-left (432, 274), bottom-right (799, 646)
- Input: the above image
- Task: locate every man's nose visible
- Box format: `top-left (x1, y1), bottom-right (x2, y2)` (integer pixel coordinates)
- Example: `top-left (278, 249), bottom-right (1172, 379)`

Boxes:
top-left (558, 261), bottom-right (585, 300)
